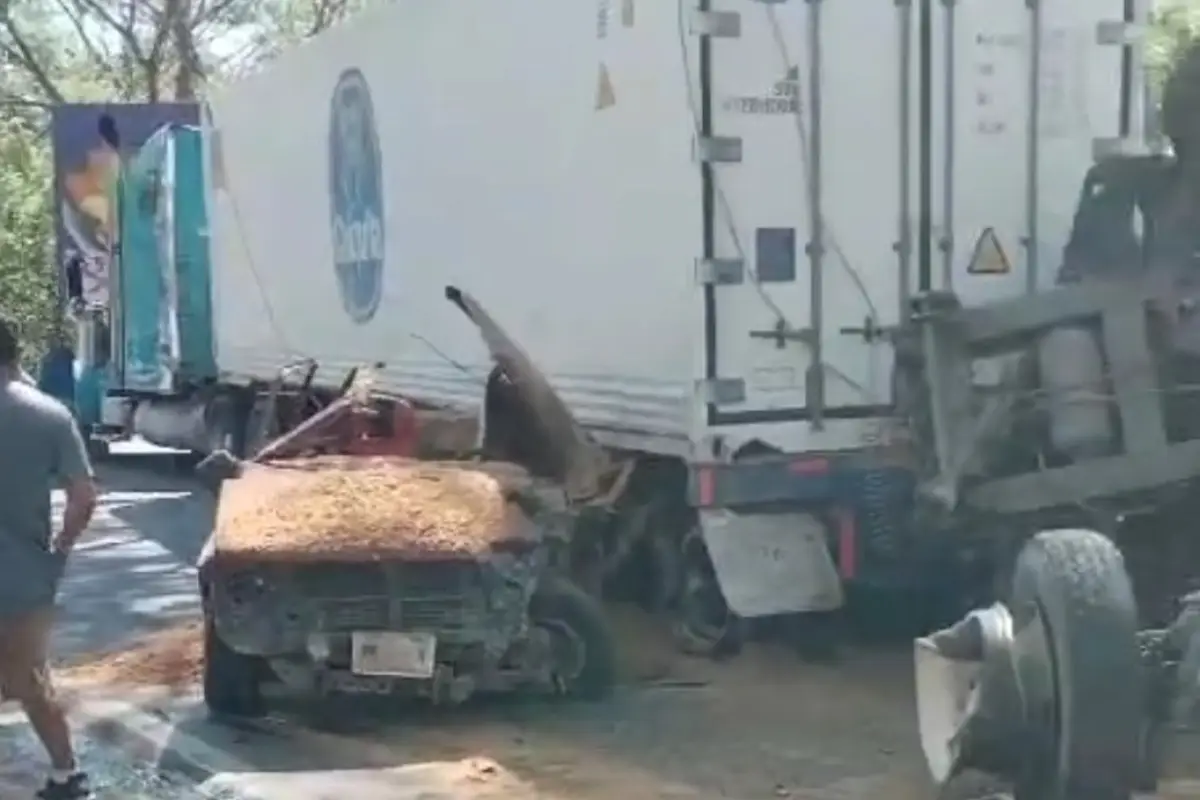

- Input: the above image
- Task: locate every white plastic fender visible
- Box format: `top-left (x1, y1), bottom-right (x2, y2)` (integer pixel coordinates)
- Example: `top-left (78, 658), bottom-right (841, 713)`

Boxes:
top-left (698, 510), bottom-right (843, 618)
top-left (914, 635), bottom-right (982, 784)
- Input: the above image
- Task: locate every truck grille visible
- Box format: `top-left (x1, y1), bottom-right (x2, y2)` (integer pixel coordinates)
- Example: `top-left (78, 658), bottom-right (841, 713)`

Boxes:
top-left (317, 596), bottom-right (479, 631)
top-left (288, 561), bottom-right (484, 633)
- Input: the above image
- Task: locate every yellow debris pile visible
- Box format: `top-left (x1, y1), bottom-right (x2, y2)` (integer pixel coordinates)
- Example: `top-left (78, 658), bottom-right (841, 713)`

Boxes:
top-left (213, 456), bottom-right (536, 564)
top-left (58, 622), bottom-right (203, 690)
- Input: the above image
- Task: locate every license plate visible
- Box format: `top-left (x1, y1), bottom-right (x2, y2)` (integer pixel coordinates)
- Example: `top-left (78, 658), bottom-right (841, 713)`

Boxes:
top-left (350, 631), bottom-right (437, 678)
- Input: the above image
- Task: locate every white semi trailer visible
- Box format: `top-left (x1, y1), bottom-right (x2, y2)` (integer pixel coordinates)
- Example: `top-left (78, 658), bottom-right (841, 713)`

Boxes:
top-left (184, 0), bottom-right (1153, 651)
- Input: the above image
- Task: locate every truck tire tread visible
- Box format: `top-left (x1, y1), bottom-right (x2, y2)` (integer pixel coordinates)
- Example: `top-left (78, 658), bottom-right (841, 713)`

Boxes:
top-left (203, 617), bottom-right (265, 719)
top-left (1010, 529), bottom-right (1142, 800)
top-left (530, 576), bottom-right (618, 701)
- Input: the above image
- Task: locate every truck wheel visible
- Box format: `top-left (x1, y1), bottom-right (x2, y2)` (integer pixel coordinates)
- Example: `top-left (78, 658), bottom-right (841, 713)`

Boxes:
top-left (643, 531), bottom-right (683, 612)
top-left (530, 576), bottom-right (617, 701)
top-left (1008, 529), bottom-right (1142, 800)
top-left (672, 529), bottom-right (745, 659)
top-left (203, 617), bottom-right (264, 719)
top-left (205, 393), bottom-right (251, 458)
top-left (86, 438), bottom-right (110, 463)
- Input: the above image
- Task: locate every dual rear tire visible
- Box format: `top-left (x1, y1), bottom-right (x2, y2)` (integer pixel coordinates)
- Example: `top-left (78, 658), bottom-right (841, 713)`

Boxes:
top-left (1001, 530), bottom-right (1144, 800)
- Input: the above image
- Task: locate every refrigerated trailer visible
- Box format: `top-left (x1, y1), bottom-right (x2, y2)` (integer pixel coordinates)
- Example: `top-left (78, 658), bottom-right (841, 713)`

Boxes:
top-left (83, 0), bottom-right (1156, 650)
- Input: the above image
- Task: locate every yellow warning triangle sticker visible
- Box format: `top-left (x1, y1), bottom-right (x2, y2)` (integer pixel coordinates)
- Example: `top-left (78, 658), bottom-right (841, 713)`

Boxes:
top-left (595, 63), bottom-right (615, 110)
top-left (966, 227), bottom-right (1012, 275)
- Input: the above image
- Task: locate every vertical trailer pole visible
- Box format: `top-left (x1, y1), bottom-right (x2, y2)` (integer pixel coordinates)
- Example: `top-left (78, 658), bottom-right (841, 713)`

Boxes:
top-left (1118, 0), bottom-right (1134, 137)
top-left (896, 0), bottom-right (914, 312)
top-left (1023, 0), bottom-right (1042, 294)
top-left (939, 0), bottom-right (957, 292)
top-left (806, 0), bottom-right (827, 429)
top-left (917, 0), bottom-right (933, 292)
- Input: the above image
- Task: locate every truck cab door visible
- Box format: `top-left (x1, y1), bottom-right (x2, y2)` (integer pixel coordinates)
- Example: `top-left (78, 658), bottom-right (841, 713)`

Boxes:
top-left (116, 128), bottom-right (178, 393)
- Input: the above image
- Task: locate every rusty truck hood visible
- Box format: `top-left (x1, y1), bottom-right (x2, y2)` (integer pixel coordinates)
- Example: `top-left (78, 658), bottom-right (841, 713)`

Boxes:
top-left (445, 286), bottom-right (612, 502)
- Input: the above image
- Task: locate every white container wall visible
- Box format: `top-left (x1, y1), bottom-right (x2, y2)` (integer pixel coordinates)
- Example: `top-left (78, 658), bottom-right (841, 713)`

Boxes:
top-left (205, 0), bottom-right (1147, 459)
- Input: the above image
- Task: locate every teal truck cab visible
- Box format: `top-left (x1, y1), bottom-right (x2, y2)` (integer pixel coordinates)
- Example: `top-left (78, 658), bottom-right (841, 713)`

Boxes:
top-left (73, 122), bottom-right (228, 457)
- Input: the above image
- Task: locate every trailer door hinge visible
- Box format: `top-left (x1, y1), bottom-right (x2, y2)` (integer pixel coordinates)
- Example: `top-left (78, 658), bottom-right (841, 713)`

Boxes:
top-left (1095, 20), bottom-right (1145, 46)
top-left (695, 136), bottom-right (743, 164)
top-left (699, 378), bottom-right (747, 406)
top-left (689, 10), bottom-right (741, 38)
top-left (696, 258), bottom-right (745, 286)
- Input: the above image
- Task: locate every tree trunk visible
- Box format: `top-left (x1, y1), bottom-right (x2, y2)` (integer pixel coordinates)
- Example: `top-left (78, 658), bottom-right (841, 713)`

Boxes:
top-left (171, 0), bottom-right (202, 101)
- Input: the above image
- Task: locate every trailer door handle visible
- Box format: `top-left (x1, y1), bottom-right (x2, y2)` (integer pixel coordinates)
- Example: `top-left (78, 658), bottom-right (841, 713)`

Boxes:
top-left (748, 319), bottom-right (815, 349)
top-left (839, 317), bottom-right (890, 343)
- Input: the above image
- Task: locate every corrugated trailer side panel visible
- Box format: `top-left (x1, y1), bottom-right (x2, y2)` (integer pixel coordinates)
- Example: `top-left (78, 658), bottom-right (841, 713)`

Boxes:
top-left (207, 0), bottom-right (704, 452)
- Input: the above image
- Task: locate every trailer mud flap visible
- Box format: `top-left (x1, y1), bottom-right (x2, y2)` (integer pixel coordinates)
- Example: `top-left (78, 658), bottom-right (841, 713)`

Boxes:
top-left (699, 509), bottom-right (843, 617)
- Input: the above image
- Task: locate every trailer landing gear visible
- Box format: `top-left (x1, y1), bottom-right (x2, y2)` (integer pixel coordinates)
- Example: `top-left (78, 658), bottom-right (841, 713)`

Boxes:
top-left (916, 529), bottom-right (1146, 800)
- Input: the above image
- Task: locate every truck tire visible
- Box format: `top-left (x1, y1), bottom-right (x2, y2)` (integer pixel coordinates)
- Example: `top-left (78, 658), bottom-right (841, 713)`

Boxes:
top-left (86, 438), bottom-right (110, 463)
top-left (1008, 529), bottom-right (1142, 800)
top-left (672, 528), bottom-right (745, 659)
top-left (530, 576), bottom-right (618, 701)
top-left (205, 392), bottom-right (251, 458)
top-left (203, 617), bottom-right (264, 719)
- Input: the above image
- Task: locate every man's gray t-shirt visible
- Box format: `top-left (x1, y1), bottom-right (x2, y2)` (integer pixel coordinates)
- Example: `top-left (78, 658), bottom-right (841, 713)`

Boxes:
top-left (0, 379), bottom-right (92, 618)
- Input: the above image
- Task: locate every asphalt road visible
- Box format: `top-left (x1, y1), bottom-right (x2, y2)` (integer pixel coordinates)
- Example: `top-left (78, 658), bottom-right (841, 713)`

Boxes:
top-left (53, 451), bottom-right (209, 661)
top-left (0, 451), bottom-right (963, 800)
top-left (0, 449), bottom-right (214, 798)
top-left (28, 451), bottom-right (931, 800)
top-left (24, 449), bottom-right (473, 799)
top-left (9, 452), bottom-right (1200, 799)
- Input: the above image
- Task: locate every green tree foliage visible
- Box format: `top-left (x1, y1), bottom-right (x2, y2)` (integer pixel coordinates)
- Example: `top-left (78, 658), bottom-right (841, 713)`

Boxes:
top-left (0, 3), bottom-right (1197, 367)
top-left (0, 116), bottom-right (56, 371)
top-left (1150, 2), bottom-right (1200, 89)
top-left (0, 0), bottom-right (362, 365)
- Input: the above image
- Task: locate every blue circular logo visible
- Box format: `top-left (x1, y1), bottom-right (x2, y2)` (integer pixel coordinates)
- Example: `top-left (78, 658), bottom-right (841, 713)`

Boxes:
top-left (328, 68), bottom-right (384, 324)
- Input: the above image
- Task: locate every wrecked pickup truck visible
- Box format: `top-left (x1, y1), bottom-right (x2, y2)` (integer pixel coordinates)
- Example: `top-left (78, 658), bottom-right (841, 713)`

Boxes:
top-left (193, 367), bottom-right (618, 718)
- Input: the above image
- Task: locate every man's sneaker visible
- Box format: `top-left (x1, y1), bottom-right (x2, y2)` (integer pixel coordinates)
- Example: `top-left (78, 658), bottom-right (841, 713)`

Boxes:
top-left (36, 772), bottom-right (93, 800)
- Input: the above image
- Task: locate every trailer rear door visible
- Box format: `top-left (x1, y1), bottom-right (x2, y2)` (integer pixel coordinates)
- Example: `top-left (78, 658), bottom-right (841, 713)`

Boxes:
top-left (697, 0), bottom-right (1150, 445)
top-left (697, 0), bottom-right (903, 435)
top-left (935, 0), bottom-right (1149, 306)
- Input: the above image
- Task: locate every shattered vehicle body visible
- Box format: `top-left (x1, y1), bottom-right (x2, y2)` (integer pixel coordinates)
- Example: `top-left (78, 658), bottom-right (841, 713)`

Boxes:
top-left (908, 41), bottom-right (1200, 800)
top-left (194, 375), bottom-right (617, 717)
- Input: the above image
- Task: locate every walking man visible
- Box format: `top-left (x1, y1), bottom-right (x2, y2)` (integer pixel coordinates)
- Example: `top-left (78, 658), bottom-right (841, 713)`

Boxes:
top-left (0, 314), bottom-right (97, 799)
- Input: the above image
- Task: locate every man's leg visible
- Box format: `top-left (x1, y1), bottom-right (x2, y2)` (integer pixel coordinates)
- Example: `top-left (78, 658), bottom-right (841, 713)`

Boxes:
top-left (0, 609), bottom-right (91, 799)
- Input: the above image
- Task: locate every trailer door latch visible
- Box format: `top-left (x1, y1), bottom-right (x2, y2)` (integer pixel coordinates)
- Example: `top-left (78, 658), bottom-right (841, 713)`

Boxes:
top-left (839, 316), bottom-right (889, 343)
top-left (749, 319), bottom-right (815, 349)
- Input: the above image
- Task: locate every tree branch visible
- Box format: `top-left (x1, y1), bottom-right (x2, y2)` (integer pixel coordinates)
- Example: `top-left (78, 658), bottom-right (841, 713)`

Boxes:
top-left (308, 0), bottom-right (350, 36)
top-left (74, 0), bottom-right (145, 62)
top-left (0, 95), bottom-right (54, 108)
top-left (194, 0), bottom-right (240, 25)
top-left (54, 0), bottom-right (115, 76)
top-left (1, 21), bottom-right (64, 103)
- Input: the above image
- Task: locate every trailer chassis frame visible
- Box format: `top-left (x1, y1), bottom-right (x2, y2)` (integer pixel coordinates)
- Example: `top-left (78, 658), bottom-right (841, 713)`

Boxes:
top-left (907, 277), bottom-right (1200, 518)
